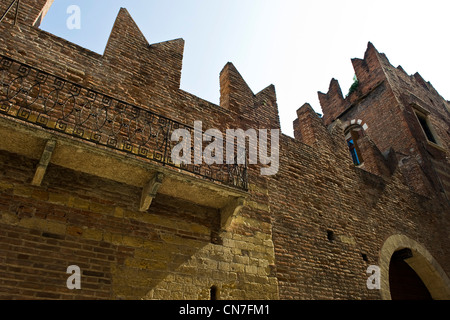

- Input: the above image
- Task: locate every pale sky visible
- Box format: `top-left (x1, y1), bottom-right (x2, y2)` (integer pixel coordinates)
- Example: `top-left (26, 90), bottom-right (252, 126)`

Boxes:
top-left (40, 0), bottom-right (450, 136)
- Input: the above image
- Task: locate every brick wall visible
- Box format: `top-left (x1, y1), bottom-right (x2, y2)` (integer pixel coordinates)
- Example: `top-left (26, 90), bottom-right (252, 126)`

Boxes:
top-left (280, 41), bottom-right (450, 299)
top-left (0, 1), bottom-right (280, 300)
top-left (0, 149), bottom-right (279, 299)
top-left (271, 129), bottom-right (449, 299)
top-left (0, 1), bottom-right (448, 301)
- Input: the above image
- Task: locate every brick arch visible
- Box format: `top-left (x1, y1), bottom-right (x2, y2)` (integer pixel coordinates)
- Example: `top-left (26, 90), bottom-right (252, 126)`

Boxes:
top-left (379, 234), bottom-right (450, 300)
top-left (341, 119), bottom-right (369, 133)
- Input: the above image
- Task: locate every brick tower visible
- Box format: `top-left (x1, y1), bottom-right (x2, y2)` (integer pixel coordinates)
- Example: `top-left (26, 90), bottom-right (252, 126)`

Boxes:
top-left (317, 42), bottom-right (450, 200)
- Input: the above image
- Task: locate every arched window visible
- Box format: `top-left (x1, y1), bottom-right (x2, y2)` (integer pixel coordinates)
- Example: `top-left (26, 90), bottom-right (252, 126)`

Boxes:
top-left (345, 125), bottom-right (364, 166)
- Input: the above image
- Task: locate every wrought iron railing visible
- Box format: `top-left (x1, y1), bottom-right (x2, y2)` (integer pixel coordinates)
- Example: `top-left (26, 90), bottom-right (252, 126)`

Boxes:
top-left (0, 55), bottom-right (248, 190)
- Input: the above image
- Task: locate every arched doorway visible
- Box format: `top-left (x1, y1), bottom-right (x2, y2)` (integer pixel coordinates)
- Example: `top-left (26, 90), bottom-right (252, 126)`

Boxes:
top-left (389, 249), bottom-right (432, 300)
top-left (379, 235), bottom-right (450, 300)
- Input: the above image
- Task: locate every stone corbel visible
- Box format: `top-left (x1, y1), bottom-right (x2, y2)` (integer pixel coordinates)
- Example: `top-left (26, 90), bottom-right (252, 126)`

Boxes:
top-left (220, 197), bottom-right (246, 231)
top-left (31, 139), bottom-right (56, 186)
top-left (140, 172), bottom-right (164, 212)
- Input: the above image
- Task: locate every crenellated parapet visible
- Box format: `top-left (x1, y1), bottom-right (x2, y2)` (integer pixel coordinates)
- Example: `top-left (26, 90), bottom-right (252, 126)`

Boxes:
top-left (103, 8), bottom-right (185, 92)
top-left (318, 79), bottom-right (346, 127)
top-left (0, 0), bottom-right (449, 301)
top-left (318, 42), bottom-right (389, 127)
top-left (0, 1), bottom-right (280, 133)
top-left (219, 62), bottom-right (280, 130)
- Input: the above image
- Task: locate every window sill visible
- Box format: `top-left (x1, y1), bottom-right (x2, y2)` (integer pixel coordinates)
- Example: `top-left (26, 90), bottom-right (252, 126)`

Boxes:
top-left (427, 140), bottom-right (447, 153)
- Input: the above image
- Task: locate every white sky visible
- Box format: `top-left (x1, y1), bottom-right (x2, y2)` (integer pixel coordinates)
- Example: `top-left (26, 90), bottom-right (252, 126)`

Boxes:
top-left (41, 0), bottom-right (450, 136)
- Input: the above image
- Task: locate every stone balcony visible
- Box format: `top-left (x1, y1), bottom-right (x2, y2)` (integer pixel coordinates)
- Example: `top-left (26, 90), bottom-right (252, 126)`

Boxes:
top-left (0, 55), bottom-right (248, 232)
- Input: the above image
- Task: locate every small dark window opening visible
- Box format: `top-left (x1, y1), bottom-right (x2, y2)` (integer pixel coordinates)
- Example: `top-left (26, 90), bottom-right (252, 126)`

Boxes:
top-left (327, 231), bottom-right (335, 242)
top-left (416, 113), bottom-right (437, 144)
top-left (210, 286), bottom-right (219, 300)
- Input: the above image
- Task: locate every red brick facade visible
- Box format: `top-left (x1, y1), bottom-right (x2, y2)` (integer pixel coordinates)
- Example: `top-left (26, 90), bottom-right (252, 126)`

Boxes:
top-left (0, 1), bottom-right (448, 300)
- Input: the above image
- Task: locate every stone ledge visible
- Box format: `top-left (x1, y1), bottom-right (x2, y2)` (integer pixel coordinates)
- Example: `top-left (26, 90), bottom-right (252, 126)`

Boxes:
top-left (0, 115), bottom-right (248, 216)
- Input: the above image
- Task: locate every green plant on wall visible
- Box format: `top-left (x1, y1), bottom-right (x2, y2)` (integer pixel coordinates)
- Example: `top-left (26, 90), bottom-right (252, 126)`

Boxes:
top-left (347, 74), bottom-right (359, 97)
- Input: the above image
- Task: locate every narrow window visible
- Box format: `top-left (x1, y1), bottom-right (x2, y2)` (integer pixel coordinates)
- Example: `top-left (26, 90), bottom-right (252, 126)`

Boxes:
top-left (415, 111), bottom-right (437, 144)
top-left (347, 138), bottom-right (360, 165)
top-left (345, 126), bottom-right (364, 166)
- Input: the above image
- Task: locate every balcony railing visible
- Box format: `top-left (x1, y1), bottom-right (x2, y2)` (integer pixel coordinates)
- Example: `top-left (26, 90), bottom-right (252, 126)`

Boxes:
top-left (0, 55), bottom-right (248, 190)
